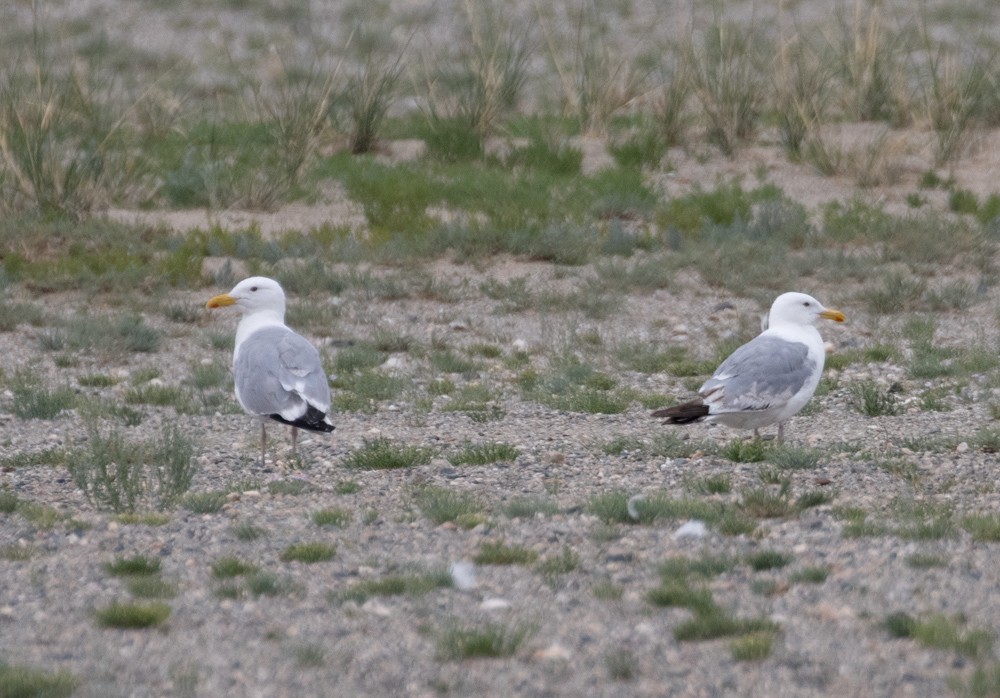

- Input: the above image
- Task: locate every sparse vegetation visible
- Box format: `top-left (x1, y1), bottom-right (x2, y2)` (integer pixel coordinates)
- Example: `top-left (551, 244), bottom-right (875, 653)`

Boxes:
top-left (2, 3), bottom-right (1000, 694)
top-left (70, 425), bottom-right (196, 513)
top-left (342, 438), bottom-right (434, 470)
top-left (95, 601), bottom-right (171, 629)
top-left (436, 621), bottom-right (532, 660)
top-left (334, 569), bottom-right (452, 604)
top-left (280, 542), bottom-right (336, 564)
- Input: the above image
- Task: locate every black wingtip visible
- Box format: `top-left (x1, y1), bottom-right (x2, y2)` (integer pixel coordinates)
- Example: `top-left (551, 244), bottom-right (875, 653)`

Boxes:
top-left (269, 405), bottom-right (335, 433)
top-left (651, 400), bottom-right (710, 424)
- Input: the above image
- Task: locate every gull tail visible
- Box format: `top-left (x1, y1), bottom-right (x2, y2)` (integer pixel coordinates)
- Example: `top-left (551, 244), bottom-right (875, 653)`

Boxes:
top-left (269, 405), bottom-right (335, 433)
top-left (652, 400), bottom-right (710, 424)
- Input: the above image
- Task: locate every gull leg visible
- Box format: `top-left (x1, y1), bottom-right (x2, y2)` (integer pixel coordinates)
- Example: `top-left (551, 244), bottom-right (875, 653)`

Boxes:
top-left (291, 427), bottom-right (299, 459)
top-left (260, 423), bottom-right (267, 467)
top-left (753, 429), bottom-right (761, 440)
top-left (777, 422), bottom-right (785, 444)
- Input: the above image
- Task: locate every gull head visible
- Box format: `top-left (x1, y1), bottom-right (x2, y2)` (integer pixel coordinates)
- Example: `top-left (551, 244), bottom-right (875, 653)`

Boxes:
top-left (767, 292), bottom-right (845, 329)
top-left (206, 276), bottom-right (286, 317)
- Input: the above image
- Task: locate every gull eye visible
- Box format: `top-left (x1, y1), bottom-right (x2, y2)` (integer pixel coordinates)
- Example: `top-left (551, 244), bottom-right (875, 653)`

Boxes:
top-left (803, 301), bottom-right (811, 307)
top-left (250, 286), bottom-right (258, 292)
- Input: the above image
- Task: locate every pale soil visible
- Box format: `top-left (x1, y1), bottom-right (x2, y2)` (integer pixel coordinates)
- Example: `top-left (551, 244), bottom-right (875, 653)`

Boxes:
top-left (4, 2), bottom-right (1000, 697)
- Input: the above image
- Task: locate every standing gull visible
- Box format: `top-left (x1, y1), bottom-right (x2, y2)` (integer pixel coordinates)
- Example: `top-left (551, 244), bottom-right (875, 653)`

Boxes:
top-left (653, 292), bottom-right (845, 442)
top-left (206, 276), bottom-right (334, 465)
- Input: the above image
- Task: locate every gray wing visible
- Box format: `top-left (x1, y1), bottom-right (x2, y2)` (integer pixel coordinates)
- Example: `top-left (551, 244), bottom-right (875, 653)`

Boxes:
top-left (700, 335), bottom-right (815, 412)
top-left (234, 326), bottom-right (331, 420)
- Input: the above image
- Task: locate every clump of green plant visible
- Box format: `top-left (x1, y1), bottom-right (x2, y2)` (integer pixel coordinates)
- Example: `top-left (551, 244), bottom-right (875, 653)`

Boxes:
top-left (722, 439), bottom-right (771, 463)
top-left (0, 661), bottom-right (78, 698)
top-left (312, 508), bottom-right (351, 527)
top-left (687, 473), bottom-right (732, 495)
top-left (605, 648), bottom-right (639, 680)
top-left (7, 370), bottom-right (76, 419)
top-left (70, 424), bottom-right (196, 513)
top-left (182, 491), bottom-right (227, 514)
top-left (730, 631), bottom-right (775, 661)
top-left (740, 484), bottom-right (794, 519)
top-left (211, 556), bottom-right (258, 579)
top-left (848, 380), bottom-right (899, 416)
top-left (126, 576), bottom-right (177, 599)
top-left (280, 542), bottom-right (336, 564)
top-left (436, 621), bottom-right (532, 660)
top-left (0, 487), bottom-right (18, 514)
top-left (790, 566), bottom-right (830, 583)
top-left (647, 553), bottom-right (777, 647)
top-left (474, 540), bottom-right (539, 566)
top-left (95, 601), bottom-right (171, 629)
top-left (767, 446), bottom-right (821, 470)
top-left (334, 569), bottom-right (453, 604)
top-left (232, 522), bottom-right (266, 541)
top-left (449, 441), bottom-right (519, 466)
top-left (341, 438), bottom-right (434, 470)
top-left (413, 486), bottom-right (484, 528)
top-left (962, 514), bottom-right (1000, 542)
top-left (883, 612), bottom-right (992, 658)
top-left (104, 555), bottom-right (161, 577)
top-left (536, 545), bottom-right (580, 585)
top-left (685, 20), bottom-right (767, 155)
top-left (746, 550), bottom-right (793, 571)
top-left (501, 496), bottom-right (559, 519)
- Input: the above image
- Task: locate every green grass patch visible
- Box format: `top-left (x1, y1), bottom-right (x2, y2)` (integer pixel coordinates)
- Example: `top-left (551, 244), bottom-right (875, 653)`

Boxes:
top-left (962, 514), bottom-right (1000, 541)
top-left (103, 555), bottom-right (161, 577)
top-left (448, 441), bottom-right (519, 466)
top-left (790, 566), bottom-right (830, 584)
top-left (280, 542), bottom-right (336, 564)
top-left (730, 631), bottom-right (776, 661)
top-left (335, 480), bottom-right (362, 495)
top-left (605, 648), bottom-right (639, 680)
top-left (536, 545), bottom-right (580, 584)
top-left (674, 608), bottom-right (779, 642)
top-left (436, 621), bottom-right (532, 660)
top-left (687, 474), bottom-right (732, 495)
top-left (0, 662), bottom-right (78, 698)
top-left (126, 576), bottom-right (177, 599)
top-left (722, 439), bottom-right (771, 463)
top-left (115, 511), bottom-right (170, 526)
top-left (182, 491), bottom-right (227, 514)
top-left (95, 601), bottom-right (171, 629)
top-left (884, 612), bottom-right (992, 657)
top-left (746, 550), bottom-right (793, 571)
top-left (211, 557), bottom-right (258, 579)
top-left (501, 496), bottom-right (559, 519)
top-left (8, 371), bottom-right (76, 419)
top-left (334, 569), bottom-right (452, 604)
top-left (906, 553), bottom-right (949, 569)
top-left (312, 508), bottom-right (352, 527)
top-left (413, 486), bottom-right (484, 528)
top-left (342, 438), bottom-right (434, 470)
top-left (473, 541), bottom-right (539, 566)
top-left (232, 522), bottom-right (266, 541)
top-left (848, 380), bottom-right (900, 416)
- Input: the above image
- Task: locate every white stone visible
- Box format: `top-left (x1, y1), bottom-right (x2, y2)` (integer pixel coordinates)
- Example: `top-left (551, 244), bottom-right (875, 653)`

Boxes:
top-left (673, 520), bottom-right (708, 539)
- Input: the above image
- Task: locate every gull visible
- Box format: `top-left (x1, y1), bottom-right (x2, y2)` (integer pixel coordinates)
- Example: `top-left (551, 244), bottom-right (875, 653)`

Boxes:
top-left (652, 292), bottom-right (845, 442)
top-left (206, 276), bottom-right (334, 465)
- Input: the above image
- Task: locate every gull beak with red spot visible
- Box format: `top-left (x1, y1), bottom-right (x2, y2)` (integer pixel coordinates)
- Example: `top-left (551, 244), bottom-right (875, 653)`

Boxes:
top-left (206, 293), bottom-right (237, 309)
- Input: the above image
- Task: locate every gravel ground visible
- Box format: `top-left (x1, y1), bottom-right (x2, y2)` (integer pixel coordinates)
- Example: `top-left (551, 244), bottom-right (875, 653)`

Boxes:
top-left (2, 276), bottom-right (1000, 698)
top-left (3, 1), bottom-right (1000, 696)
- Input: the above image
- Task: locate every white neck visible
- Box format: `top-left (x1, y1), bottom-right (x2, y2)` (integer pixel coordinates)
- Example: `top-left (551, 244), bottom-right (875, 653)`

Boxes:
top-left (235, 310), bottom-right (286, 351)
